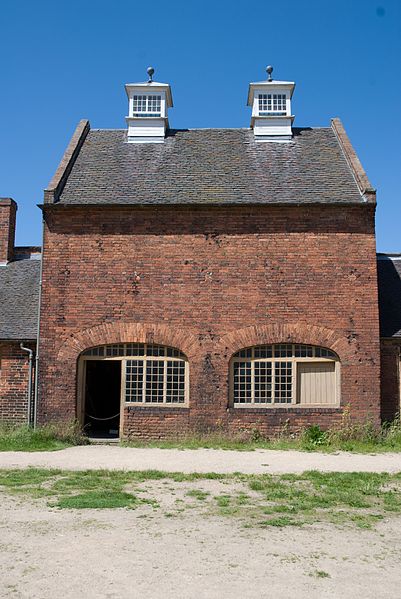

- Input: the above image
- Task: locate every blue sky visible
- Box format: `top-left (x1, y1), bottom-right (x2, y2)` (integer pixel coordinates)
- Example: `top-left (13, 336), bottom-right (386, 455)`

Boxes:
top-left (1, 0), bottom-right (400, 250)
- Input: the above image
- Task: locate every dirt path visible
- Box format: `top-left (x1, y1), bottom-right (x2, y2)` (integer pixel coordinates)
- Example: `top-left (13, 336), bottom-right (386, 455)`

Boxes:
top-left (0, 489), bottom-right (400, 599)
top-left (0, 445), bottom-right (401, 473)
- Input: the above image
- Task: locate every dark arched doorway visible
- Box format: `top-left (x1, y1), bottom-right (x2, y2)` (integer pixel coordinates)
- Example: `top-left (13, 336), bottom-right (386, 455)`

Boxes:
top-left (84, 360), bottom-right (121, 438)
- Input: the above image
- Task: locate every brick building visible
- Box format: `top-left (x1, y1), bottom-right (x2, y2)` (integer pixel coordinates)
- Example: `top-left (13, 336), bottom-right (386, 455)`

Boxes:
top-left (0, 69), bottom-right (400, 438)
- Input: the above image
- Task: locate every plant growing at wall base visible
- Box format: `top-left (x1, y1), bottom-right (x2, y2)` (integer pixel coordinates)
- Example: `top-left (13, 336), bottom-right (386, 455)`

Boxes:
top-left (0, 421), bottom-right (89, 452)
top-left (301, 425), bottom-right (328, 448)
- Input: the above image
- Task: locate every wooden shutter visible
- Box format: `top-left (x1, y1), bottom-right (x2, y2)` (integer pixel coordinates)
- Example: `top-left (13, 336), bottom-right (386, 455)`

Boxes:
top-left (297, 362), bottom-right (336, 405)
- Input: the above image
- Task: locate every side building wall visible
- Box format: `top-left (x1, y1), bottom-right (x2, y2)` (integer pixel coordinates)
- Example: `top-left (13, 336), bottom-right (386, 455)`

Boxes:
top-left (380, 339), bottom-right (400, 422)
top-left (38, 204), bottom-right (381, 438)
top-left (0, 342), bottom-right (35, 425)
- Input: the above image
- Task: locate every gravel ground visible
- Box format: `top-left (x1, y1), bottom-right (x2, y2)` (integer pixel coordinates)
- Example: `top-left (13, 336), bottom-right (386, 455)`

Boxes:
top-left (0, 488), bottom-right (400, 599)
top-left (0, 445), bottom-right (401, 473)
top-left (1, 447), bottom-right (401, 598)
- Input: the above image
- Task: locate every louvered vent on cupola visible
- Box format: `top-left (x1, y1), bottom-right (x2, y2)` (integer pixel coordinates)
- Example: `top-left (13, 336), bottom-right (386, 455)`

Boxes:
top-left (247, 66), bottom-right (295, 141)
top-left (125, 67), bottom-right (173, 143)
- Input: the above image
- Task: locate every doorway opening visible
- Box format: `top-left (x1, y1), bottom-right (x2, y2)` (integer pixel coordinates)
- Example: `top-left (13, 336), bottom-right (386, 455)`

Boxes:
top-left (84, 360), bottom-right (121, 438)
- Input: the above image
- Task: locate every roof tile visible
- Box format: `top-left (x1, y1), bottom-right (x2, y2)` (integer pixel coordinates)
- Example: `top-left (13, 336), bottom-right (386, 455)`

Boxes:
top-left (58, 128), bottom-right (363, 205)
top-left (0, 259), bottom-right (40, 340)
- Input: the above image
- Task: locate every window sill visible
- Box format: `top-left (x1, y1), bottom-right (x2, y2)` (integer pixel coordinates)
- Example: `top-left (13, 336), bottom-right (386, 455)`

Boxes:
top-left (126, 405), bottom-right (189, 414)
top-left (229, 406), bottom-right (342, 415)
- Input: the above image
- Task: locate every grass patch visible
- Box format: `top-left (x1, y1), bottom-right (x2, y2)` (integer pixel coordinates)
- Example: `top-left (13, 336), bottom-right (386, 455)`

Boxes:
top-left (215, 494), bottom-right (231, 508)
top-left (0, 468), bottom-right (60, 487)
top-left (236, 492), bottom-right (250, 505)
top-left (311, 570), bottom-right (330, 579)
top-left (186, 489), bottom-right (209, 501)
top-left (247, 471), bottom-right (400, 527)
top-left (0, 468), bottom-right (401, 527)
top-left (261, 516), bottom-right (300, 527)
top-left (56, 491), bottom-right (141, 509)
top-left (0, 422), bottom-right (88, 452)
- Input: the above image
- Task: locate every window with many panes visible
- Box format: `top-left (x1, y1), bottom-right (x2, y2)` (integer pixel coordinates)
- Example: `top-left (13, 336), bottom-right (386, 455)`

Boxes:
top-left (82, 344), bottom-right (187, 405)
top-left (132, 95), bottom-right (162, 117)
top-left (258, 93), bottom-right (287, 116)
top-left (231, 344), bottom-right (339, 407)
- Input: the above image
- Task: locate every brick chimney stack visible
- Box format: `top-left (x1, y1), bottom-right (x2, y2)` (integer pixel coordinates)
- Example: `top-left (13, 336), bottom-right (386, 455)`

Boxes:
top-left (0, 198), bottom-right (17, 264)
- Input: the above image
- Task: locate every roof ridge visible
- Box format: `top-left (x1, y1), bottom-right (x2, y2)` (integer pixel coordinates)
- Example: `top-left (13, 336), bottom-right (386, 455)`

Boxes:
top-left (89, 126), bottom-right (332, 133)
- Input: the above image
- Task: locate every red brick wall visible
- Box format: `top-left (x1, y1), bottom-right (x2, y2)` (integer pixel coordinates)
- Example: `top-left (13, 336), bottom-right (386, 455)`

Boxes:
top-left (38, 204), bottom-right (381, 437)
top-left (0, 199), bottom-right (17, 264)
top-left (123, 406), bottom-right (190, 440)
top-left (380, 339), bottom-right (400, 422)
top-left (0, 342), bottom-right (35, 425)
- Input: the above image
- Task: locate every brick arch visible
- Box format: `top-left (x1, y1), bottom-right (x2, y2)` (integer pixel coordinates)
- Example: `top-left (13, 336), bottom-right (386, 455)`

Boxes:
top-left (57, 322), bottom-right (199, 362)
top-left (219, 322), bottom-right (356, 363)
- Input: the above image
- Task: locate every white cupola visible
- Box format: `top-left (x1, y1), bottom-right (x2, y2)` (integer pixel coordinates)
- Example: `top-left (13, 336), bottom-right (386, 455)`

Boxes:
top-left (247, 66), bottom-right (295, 141)
top-left (125, 67), bottom-right (173, 143)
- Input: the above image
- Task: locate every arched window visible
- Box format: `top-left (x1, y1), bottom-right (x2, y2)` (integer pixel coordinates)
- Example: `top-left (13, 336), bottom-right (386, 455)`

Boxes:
top-left (81, 343), bottom-right (188, 405)
top-left (230, 344), bottom-right (339, 407)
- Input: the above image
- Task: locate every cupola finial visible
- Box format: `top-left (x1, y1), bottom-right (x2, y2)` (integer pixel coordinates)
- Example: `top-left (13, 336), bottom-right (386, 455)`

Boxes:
top-left (266, 65), bottom-right (273, 82)
top-left (147, 66), bottom-right (155, 83)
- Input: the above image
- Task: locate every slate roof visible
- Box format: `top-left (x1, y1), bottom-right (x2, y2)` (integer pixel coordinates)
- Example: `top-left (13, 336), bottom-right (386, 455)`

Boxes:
top-left (377, 256), bottom-right (401, 338)
top-left (0, 259), bottom-right (40, 340)
top-left (57, 127), bottom-right (364, 205)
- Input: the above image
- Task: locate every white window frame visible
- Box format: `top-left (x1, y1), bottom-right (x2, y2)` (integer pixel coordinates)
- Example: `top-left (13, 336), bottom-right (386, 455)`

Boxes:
top-left (230, 344), bottom-right (340, 408)
top-left (257, 93), bottom-right (287, 116)
top-left (79, 344), bottom-right (189, 411)
top-left (131, 94), bottom-right (163, 118)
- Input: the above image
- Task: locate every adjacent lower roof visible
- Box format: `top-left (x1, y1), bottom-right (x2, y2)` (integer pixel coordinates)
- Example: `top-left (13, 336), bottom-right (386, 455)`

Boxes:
top-left (0, 259), bottom-right (40, 340)
top-left (377, 255), bottom-right (401, 338)
top-left (53, 126), bottom-right (367, 205)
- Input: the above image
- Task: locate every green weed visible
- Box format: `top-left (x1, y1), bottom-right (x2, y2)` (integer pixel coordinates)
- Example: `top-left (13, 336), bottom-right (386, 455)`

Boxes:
top-left (312, 570), bottom-right (330, 578)
top-left (3, 415), bottom-right (401, 454)
top-left (123, 414), bottom-right (401, 453)
top-left (0, 422), bottom-right (88, 452)
top-left (215, 495), bottom-right (231, 508)
top-left (56, 490), bottom-right (140, 509)
top-left (261, 516), bottom-right (300, 527)
top-left (186, 489), bottom-right (209, 501)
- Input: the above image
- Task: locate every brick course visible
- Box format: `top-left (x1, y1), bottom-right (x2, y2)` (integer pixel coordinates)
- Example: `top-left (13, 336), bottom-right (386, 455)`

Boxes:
top-left (38, 203), bottom-right (381, 438)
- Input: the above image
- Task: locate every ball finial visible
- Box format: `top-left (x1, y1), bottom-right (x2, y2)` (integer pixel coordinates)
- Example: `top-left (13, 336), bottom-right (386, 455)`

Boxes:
top-left (147, 66), bottom-right (155, 82)
top-left (266, 65), bottom-right (273, 81)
